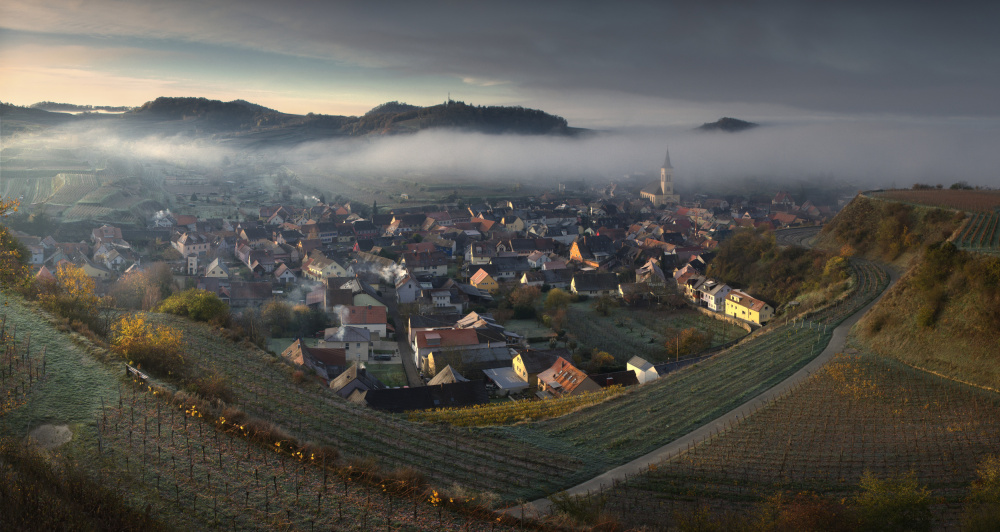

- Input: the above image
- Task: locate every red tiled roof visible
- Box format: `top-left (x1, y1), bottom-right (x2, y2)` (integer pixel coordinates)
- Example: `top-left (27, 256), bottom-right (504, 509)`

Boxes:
top-left (343, 305), bottom-right (386, 325)
top-left (415, 328), bottom-right (480, 349)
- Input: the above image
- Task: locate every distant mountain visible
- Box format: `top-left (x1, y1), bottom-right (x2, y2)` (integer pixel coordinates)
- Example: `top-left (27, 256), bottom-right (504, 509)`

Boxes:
top-left (0, 102), bottom-right (79, 133)
top-left (696, 117), bottom-right (759, 133)
top-left (364, 101), bottom-right (421, 116)
top-left (4, 96), bottom-right (579, 142)
top-left (125, 96), bottom-right (574, 139)
top-left (30, 101), bottom-right (132, 113)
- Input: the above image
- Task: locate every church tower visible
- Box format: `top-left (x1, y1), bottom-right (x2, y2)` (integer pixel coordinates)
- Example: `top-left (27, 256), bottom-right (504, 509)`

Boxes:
top-left (660, 149), bottom-right (674, 196)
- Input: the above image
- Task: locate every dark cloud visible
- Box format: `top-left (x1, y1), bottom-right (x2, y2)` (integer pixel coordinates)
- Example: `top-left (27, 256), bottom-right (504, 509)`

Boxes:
top-left (5, 1), bottom-right (999, 117)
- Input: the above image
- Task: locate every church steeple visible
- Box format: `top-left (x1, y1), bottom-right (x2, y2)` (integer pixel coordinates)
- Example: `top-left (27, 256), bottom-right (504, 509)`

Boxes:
top-left (660, 148), bottom-right (674, 195)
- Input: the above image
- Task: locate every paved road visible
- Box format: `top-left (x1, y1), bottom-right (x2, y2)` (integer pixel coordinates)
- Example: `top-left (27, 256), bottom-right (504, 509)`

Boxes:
top-left (381, 286), bottom-right (423, 387)
top-left (508, 264), bottom-right (899, 519)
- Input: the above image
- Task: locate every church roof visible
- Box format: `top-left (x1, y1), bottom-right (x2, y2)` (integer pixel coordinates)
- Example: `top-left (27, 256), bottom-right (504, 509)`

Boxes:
top-left (663, 148), bottom-right (672, 169)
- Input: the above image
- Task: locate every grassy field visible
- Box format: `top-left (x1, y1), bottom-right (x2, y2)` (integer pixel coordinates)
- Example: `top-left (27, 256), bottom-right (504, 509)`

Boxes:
top-left (365, 363), bottom-right (407, 388)
top-left (563, 304), bottom-right (747, 364)
top-left (597, 351), bottom-right (1000, 529)
top-left (0, 293), bottom-right (118, 436)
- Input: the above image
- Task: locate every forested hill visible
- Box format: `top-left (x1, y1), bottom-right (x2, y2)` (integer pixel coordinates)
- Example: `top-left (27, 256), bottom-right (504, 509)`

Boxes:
top-left (123, 97), bottom-right (574, 137)
top-left (349, 100), bottom-right (570, 135)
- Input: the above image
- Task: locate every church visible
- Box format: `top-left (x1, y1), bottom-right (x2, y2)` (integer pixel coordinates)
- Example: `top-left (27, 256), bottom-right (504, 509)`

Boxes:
top-left (640, 149), bottom-right (681, 206)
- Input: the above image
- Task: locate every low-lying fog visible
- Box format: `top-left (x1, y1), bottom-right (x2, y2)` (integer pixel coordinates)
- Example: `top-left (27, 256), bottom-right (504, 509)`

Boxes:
top-left (10, 117), bottom-right (1000, 190)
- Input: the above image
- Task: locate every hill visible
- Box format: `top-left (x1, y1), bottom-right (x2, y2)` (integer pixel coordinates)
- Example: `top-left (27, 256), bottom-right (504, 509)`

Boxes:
top-left (817, 192), bottom-right (1000, 390)
top-left (695, 116), bottom-right (758, 132)
top-left (30, 101), bottom-right (132, 113)
top-left (121, 97), bottom-right (574, 140)
top-left (0, 102), bottom-right (79, 134)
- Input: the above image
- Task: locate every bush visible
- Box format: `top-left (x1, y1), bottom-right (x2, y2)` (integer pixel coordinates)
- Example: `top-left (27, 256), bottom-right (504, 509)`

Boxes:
top-left (111, 313), bottom-right (186, 375)
top-left (157, 288), bottom-right (229, 323)
top-left (851, 471), bottom-right (933, 532)
top-left (963, 455), bottom-right (1000, 531)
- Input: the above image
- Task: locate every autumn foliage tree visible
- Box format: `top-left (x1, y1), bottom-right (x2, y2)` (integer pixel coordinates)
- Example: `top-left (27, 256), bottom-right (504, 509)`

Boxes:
top-left (109, 262), bottom-right (174, 310)
top-left (38, 263), bottom-right (109, 333)
top-left (0, 198), bottom-right (30, 291)
top-left (111, 313), bottom-right (185, 375)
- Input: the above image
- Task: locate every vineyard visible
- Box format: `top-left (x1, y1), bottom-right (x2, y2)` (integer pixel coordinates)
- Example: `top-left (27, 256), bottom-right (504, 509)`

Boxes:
top-left (955, 211), bottom-right (1000, 253)
top-left (0, 176), bottom-right (55, 205)
top-left (0, 257), bottom-right (892, 526)
top-left (596, 352), bottom-right (1000, 529)
top-left (0, 295), bottom-right (548, 530)
top-left (0, 317), bottom-right (47, 417)
top-left (165, 313), bottom-right (591, 501)
top-left (47, 173), bottom-right (101, 206)
top-left (406, 386), bottom-right (629, 427)
top-left (872, 189), bottom-right (1000, 212)
top-left (498, 260), bottom-right (890, 465)
top-left (91, 378), bottom-right (531, 531)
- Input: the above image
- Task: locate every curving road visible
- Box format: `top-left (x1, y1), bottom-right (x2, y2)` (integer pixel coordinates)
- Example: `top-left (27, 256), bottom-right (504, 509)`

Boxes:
top-left (507, 262), bottom-right (898, 519)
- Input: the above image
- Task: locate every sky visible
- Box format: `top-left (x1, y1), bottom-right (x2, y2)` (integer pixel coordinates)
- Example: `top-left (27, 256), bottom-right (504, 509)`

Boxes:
top-left (2, 0), bottom-right (999, 128)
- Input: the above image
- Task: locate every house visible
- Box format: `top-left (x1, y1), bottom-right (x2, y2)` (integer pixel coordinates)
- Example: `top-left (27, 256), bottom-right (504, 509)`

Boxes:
top-left (698, 279), bottom-right (731, 312)
top-left (395, 275), bottom-right (422, 304)
top-left (329, 364), bottom-right (385, 399)
top-left (520, 271), bottom-right (546, 287)
top-left (570, 272), bottom-right (620, 297)
top-left (627, 356), bottom-right (659, 384)
top-left (537, 357), bottom-right (601, 398)
top-left (227, 281), bottom-right (273, 309)
top-left (526, 250), bottom-right (551, 269)
top-left (280, 339), bottom-right (347, 381)
top-left (273, 263), bottom-right (297, 284)
top-left (511, 349), bottom-right (567, 391)
top-left (470, 268), bottom-right (499, 293)
top-left (635, 259), bottom-right (667, 287)
top-left (340, 305), bottom-right (388, 338)
top-left (320, 326), bottom-right (373, 363)
top-left (569, 235), bottom-right (614, 267)
top-left (412, 328), bottom-right (482, 369)
top-left (204, 258), bottom-right (231, 279)
top-left (401, 251), bottom-right (448, 276)
top-left (724, 290), bottom-right (774, 325)
top-left (80, 258), bottom-right (113, 280)
top-left (303, 252), bottom-right (349, 281)
top-left (490, 256), bottom-right (531, 280)
top-left (91, 224), bottom-right (124, 245)
top-left (171, 232), bottom-right (212, 257)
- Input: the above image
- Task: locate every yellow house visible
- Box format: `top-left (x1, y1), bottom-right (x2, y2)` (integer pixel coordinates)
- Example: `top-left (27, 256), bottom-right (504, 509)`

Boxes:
top-left (304, 253), bottom-right (348, 281)
top-left (204, 258), bottom-right (231, 278)
top-left (81, 259), bottom-right (112, 280)
top-left (470, 268), bottom-right (499, 293)
top-left (724, 290), bottom-right (774, 325)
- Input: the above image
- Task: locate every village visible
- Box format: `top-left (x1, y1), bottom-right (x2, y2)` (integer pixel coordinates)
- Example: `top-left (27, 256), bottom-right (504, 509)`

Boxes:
top-left (10, 152), bottom-right (847, 415)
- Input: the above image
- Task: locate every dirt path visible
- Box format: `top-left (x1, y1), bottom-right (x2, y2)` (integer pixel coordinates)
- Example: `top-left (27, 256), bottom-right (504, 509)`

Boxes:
top-left (508, 264), bottom-right (899, 518)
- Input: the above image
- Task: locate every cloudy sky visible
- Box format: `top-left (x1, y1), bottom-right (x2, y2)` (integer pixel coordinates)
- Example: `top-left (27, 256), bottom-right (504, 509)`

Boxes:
top-left (2, 1), bottom-right (998, 128)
